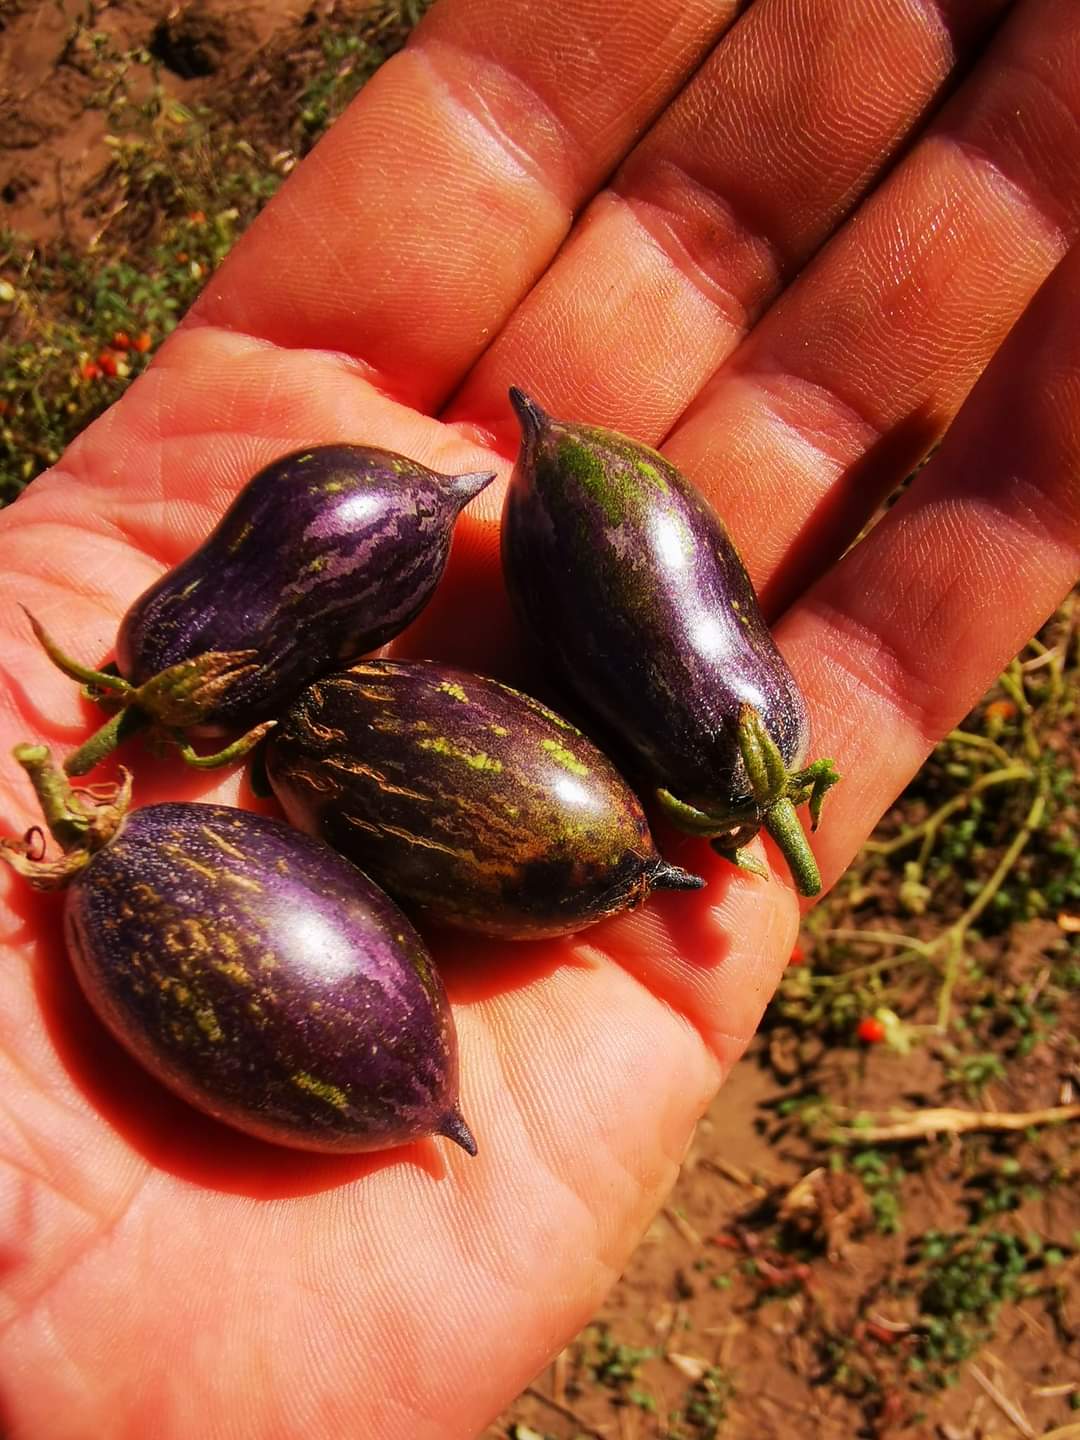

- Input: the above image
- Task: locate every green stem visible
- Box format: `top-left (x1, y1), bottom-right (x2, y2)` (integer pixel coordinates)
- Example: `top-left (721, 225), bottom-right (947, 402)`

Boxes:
top-left (763, 797), bottom-right (821, 897)
top-left (175, 720), bottom-right (277, 770)
top-left (935, 929), bottom-right (965, 1033)
top-left (953, 787), bottom-right (1046, 937)
top-left (863, 766), bottom-right (1031, 857)
top-left (3, 744), bottom-right (131, 888)
top-left (821, 927), bottom-right (933, 955)
top-left (812, 949), bottom-right (929, 988)
top-left (22, 608), bottom-right (132, 696)
top-left (999, 663), bottom-right (1032, 716)
top-left (737, 704), bottom-right (788, 803)
top-left (64, 706), bottom-right (152, 776)
top-left (710, 840), bottom-right (769, 881)
top-left (13, 743), bottom-right (90, 850)
top-left (946, 729), bottom-right (1015, 769)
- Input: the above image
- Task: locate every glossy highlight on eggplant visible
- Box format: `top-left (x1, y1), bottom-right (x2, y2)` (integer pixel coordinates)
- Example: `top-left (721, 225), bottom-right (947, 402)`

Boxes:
top-left (501, 389), bottom-right (839, 897)
top-left (1, 747), bottom-right (475, 1155)
top-left (265, 660), bottom-right (703, 939)
top-left (32, 445), bottom-right (494, 775)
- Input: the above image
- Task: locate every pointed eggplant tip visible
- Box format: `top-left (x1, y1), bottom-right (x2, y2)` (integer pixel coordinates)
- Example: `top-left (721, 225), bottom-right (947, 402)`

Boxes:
top-left (448, 470), bottom-right (497, 508)
top-left (508, 386), bottom-right (549, 442)
top-left (651, 860), bottom-right (706, 892)
top-left (437, 1108), bottom-right (478, 1156)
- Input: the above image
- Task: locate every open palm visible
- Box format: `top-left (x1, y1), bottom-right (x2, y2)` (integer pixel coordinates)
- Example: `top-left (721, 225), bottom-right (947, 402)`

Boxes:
top-left (2, 1), bottom-right (1079, 1435)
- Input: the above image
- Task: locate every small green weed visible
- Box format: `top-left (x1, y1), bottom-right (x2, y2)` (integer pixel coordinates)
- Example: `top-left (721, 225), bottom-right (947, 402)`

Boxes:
top-left (909, 1229), bottom-right (1066, 1389)
top-left (582, 1326), bottom-right (654, 1393)
top-left (667, 1366), bottom-right (736, 1438)
top-left (848, 1148), bottom-right (904, 1235)
top-left (945, 1050), bottom-right (1006, 1099)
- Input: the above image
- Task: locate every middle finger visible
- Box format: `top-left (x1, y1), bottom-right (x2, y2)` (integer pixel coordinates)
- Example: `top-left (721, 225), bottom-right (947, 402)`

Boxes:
top-left (449, 0), bottom-right (1011, 438)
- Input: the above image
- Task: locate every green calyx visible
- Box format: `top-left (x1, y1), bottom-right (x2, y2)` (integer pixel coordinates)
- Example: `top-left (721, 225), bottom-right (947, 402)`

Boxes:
top-left (0, 743), bottom-right (132, 890)
top-left (25, 609), bottom-right (272, 776)
top-left (655, 704), bottom-right (840, 898)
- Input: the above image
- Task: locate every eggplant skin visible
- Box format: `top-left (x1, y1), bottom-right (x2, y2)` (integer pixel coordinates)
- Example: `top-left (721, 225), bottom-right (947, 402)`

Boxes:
top-left (501, 396), bottom-right (809, 815)
top-left (115, 445), bottom-right (491, 729)
top-left (265, 662), bottom-right (701, 939)
top-left (63, 804), bottom-right (472, 1154)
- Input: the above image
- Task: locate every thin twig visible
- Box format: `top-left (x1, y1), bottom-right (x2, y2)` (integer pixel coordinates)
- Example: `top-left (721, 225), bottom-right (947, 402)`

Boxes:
top-left (822, 928), bottom-right (933, 953)
top-left (947, 729), bottom-right (1017, 766)
top-left (831, 1104), bottom-right (1080, 1145)
top-left (523, 1386), bottom-right (608, 1439)
top-left (822, 768), bottom-right (1044, 1029)
top-left (699, 1157), bottom-right (770, 1195)
top-left (663, 1207), bottom-right (702, 1247)
top-left (954, 789), bottom-right (1046, 935)
top-left (863, 765), bottom-right (1030, 856)
top-left (552, 1348), bottom-right (568, 1408)
top-left (1020, 646), bottom-right (1061, 673)
top-left (935, 928), bottom-right (966, 1036)
top-left (969, 1362), bottom-right (1037, 1438)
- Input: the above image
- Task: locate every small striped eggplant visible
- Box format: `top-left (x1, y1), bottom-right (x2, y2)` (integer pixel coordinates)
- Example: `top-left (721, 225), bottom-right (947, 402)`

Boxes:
top-left (501, 390), bottom-right (839, 897)
top-left (31, 445), bottom-right (493, 776)
top-left (264, 660), bottom-right (703, 939)
top-left (1, 746), bottom-right (475, 1156)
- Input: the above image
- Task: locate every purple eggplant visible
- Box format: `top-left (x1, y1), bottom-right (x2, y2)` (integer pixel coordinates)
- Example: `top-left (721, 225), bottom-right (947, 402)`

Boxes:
top-left (264, 660), bottom-right (703, 939)
top-left (30, 445), bottom-right (493, 775)
top-left (501, 390), bottom-right (839, 897)
top-left (1, 746), bottom-right (474, 1155)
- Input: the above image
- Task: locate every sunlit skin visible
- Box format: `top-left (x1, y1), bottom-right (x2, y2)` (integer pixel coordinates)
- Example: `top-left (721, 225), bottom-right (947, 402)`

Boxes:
top-left (1, 0), bottom-right (1079, 1435)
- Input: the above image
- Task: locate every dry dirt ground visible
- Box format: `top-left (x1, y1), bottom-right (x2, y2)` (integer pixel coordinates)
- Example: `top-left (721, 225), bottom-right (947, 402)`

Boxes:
top-left (2, 4), bottom-right (1078, 1437)
top-left (0, 0), bottom-right (317, 245)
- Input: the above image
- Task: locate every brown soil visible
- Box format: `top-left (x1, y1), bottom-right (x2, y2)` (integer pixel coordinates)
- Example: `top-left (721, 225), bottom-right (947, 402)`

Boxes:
top-left (487, 997), bottom-right (1079, 1440)
top-left (0, 0), bottom-right (340, 246)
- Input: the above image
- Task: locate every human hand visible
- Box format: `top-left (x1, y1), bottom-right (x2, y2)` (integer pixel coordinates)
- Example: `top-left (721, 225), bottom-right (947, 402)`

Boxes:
top-left (1, 0), bottom-right (1078, 1434)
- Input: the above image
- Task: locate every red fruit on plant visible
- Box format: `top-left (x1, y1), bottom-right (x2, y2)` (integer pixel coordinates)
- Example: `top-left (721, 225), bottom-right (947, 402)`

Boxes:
top-left (81, 361), bottom-right (101, 381)
top-left (985, 699), bottom-right (1017, 722)
top-left (856, 1016), bottom-right (886, 1044)
top-left (97, 352), bottom-right (119, 377)
top-left (788, 943), bottom-right (805, 966)
top-left (111, 331), bottom-right (131, 350)
top-left (133, 331), bottom-right (153, 353)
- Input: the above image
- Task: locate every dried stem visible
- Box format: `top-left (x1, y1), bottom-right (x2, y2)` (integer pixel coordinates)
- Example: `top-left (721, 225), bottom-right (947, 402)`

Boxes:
top-left (831, 1104), bottom-right (1080, 1145)
top-left (522, 1386), bottom-right (608, 1439)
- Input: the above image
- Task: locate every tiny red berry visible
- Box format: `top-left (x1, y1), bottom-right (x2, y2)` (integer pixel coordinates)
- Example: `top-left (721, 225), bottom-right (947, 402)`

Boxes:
top-left (188, 209), bottom-right (206, 224)
top-left (985, 699), bottom-right (1016, 722)
top-left (856, 1016), bottom-right (886, 1045)
top-left (788, 943), bottom-right (805, 966)
top-left (111, 330), bottom-right (131, 350)
top-left (97, 351), bottom-right (119, 377)
top-left (81, 361), bottom-right (101, 381)
top-left (133, 331), bottom-right (153, 353)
